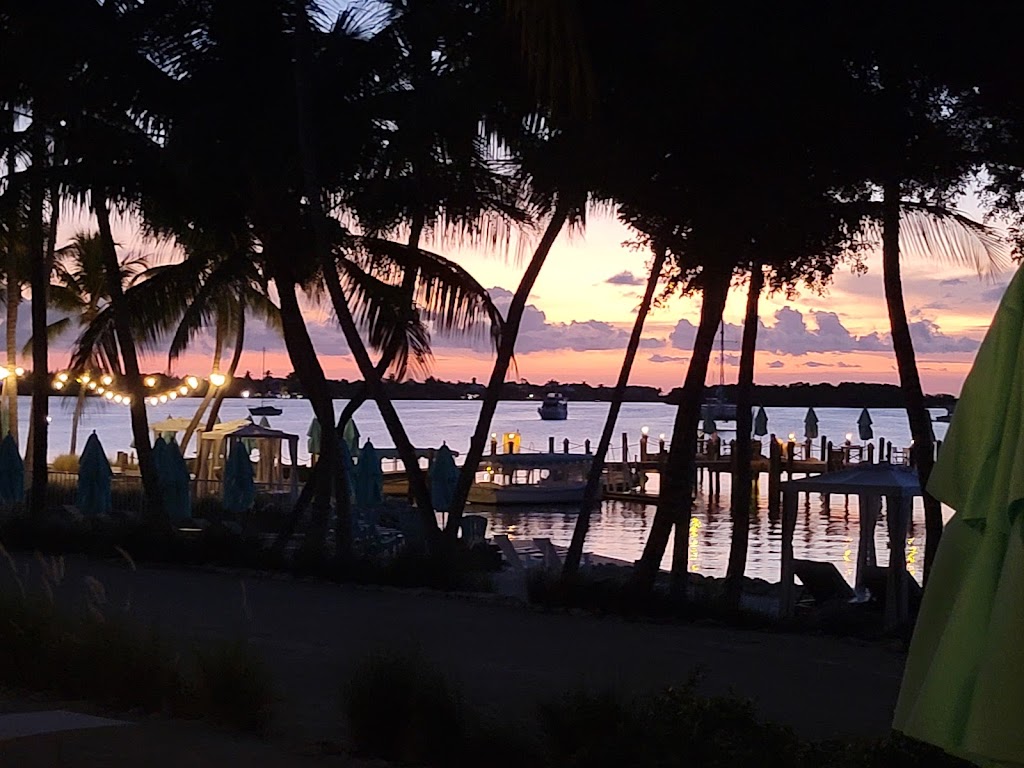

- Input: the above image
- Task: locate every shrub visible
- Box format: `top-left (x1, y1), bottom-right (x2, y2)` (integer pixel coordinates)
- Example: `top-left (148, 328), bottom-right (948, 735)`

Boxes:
top-left (52, 454), bottom-right (80, 473)
top-left (344, 649), bottom-right (470, 765)
top-left (192, 640), bottom-right (276, 735)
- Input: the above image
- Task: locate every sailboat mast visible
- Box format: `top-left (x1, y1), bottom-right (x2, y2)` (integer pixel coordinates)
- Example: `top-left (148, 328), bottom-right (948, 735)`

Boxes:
top-left (719, 323), bottom-right (725, 387)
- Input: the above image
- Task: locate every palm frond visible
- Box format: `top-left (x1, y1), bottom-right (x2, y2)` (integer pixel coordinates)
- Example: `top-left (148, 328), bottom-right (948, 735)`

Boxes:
top-left (21, 317), bottom-right (73, 358)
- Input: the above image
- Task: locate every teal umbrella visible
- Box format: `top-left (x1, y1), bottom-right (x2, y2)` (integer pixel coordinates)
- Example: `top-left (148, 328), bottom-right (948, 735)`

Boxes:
top-left (804, 407), bottom-right (819, 439)
top-left (158, 437), bottom-right (192, 524)
top-left (894, 265), bottom-right (1024, 766)
top-left (429, 443), bottom-right (458, 512)
top-left (702, 416), bottom-right (717, 435)
top-left (307, 418), bottom-right (322, 456)
top-left (0, 433), bottom-right (24, 506)
top-left (353, 440), bottom-right (383, 507)
top-left (343, 418), bottom-right (360, 455)
top-left (222, 441), bottom-right (256, 514)
top-left (753, 406), bottom-right (769, 437)
top-left (75, 432), bottom-right (112, 516)
top-left (857, 408), bottom-right (873, 441)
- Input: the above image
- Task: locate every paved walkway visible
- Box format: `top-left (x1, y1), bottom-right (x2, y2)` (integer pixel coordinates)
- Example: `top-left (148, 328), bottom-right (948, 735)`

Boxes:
top-left (5, 555), bottom-right (905, 748)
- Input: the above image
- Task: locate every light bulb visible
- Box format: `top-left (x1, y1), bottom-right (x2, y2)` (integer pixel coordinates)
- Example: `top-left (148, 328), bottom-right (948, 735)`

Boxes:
top-left (144, 376), bottom-right (157, 387)
top-left (81, 374), bottom-right (90, 383)
top-left (149, 397), bottom-right (158, 406)
top-left (53, 380), bottom-right (64, 390)
top-left (179, 386), bottom-right (189, 395)
top-left (14, 367), bottom-right (24, 377)
top-left (186, 376), bottom-right (199, 389)
top-left (57, 372), bottom-right (69, 383)
top-left (241, 390), bottom-right (250, 398)
top-left (0, 366), bottom-right (9, 379)
top-left (123, 397), bottom-right (131, 405)
top-left (96, 387), bottom-right (104, 394)
top-left (104, 391), bottom-right (114, 400)
top-left (846, 433), bottom-right (853, 442)
top-left (641, 426), bottom-right (649, 435)
top-left (114, 394), bottom-right (123, 403)
top-left (88, 381), bottom-right (97, 390)
top-left (101, 375), bottom-right (113, 386)
top-left (169, 391), bottom-right (177, 400)
top-left (159, 395), bottom-right (168, 403)
top-left (209, 372), bottom-right (227, 388)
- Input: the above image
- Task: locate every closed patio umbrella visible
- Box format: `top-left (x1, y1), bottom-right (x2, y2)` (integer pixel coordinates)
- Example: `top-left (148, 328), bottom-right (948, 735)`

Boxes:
top-left (223, 441), bottom-right (256, 514)
top-left (857, 408), bottom-right (873, 441)
top-left (894, 265), bottom-right (1024, 766)
top-left (159, 437), bottom-right (192, 524)
top-left (353, 440), bottom-right (383, 507)
top-left (75, 432), bottom-right (112, 516)
top-left (804, 407), bottom-right (819, 439)
top-left (702, 416), bottom-right (717, 435)
top-left (753, 406), bottom-right (769, 437)
top-left (0, 433), bottom-right (24, 506)
top-left (337, 437), bottom-right (355, 506)
top-left (429, 443), bottom-right (459, 512)
top-left (307, 418), bottom-right (321, 457)
top-left (343, 418), bottom-right (360, 455)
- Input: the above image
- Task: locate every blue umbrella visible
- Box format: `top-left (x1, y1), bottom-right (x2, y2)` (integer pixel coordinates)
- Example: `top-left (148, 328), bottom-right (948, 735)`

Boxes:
top-left (0, 433), bottom-right (24, 506)
top-left (222, 441), bottom-right (256, 514)
top-left (353, 440), bottom-right (383, 507)
top-left (753, 406), bottom-right (769, 437)
top-left (858, 408), bottom-right (874, 441)
top-left (75, 432), bottom-right (112, 516)
top-left (307, 418), bottom-right (322, 456)
top-left (804, 407), bottom-right (820, 439)
top-left (343, 419), bottom-right (360, 455)
top-left (429, 443), bottom-right (459, 512)
top-left (158, 437), bottom-right (192, 523)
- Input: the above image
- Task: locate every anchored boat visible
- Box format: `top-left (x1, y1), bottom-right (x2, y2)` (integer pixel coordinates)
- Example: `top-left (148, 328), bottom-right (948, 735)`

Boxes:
top-left (469, 453), bottom-right (591, 505)
top-left (538, 392), bottom-right (568, 420)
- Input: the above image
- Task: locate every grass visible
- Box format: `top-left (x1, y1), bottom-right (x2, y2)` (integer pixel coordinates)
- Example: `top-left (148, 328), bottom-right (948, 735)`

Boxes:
top-left (342, 651), bottom-right (975, 768)
top-left (0, 551), bottom-right (275, 735)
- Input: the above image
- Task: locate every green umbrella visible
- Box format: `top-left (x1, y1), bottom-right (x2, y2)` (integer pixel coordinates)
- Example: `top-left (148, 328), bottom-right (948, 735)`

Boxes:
top-left (857, 408), bottom-right (873, 441)
top-left (0, 433), bottom-right (24, 507)
top-left (753, 406), bottom-right (769, 437)
top-left (353, 440), bottom-right (383, 507)
top-left (804, 407), bottom-right (819, 439)
top-left (702, 416), bottom-right (717, 435)
top-left (893, 265), bottom-right (1024, 766)
top-left (337, 437), bottom-right (355, 506)
top-left (343, 418), bottom-right (360, 455)
top-left (75, 432), bottom-right (112, 516)
top-left (222, 441), bottom-right (255, 514)
top-left (158, 437), bottom-right (192, 524)
top-left (429, 443), bottom-right (459, 512)
top-left (307, 417), bottom-right (322, 456)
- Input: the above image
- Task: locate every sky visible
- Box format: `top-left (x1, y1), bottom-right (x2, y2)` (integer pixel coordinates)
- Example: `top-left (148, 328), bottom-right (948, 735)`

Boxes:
top-left (5, 200), bottom-right (1012, 396)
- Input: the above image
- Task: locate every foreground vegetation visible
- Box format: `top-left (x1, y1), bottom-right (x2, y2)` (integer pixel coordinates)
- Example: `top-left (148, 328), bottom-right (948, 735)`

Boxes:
top-left (342, 650), bottom-right (971, 768)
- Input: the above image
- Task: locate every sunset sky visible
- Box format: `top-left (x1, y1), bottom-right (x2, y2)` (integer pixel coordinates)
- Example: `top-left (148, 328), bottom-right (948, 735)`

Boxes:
top-left (9, 198), bottom-right (1012, 397)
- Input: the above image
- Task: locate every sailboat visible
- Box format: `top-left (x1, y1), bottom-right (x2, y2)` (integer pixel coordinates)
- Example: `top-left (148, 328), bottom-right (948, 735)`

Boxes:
top-left (700, 323), bottom-right (737, 422)
top-left (249, 348), bottom-right (283, 417)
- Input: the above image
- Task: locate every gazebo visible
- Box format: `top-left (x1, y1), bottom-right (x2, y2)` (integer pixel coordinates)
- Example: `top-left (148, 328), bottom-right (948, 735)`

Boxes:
top-left (195, 421), bottom-right (299, 500)
top-left (778, 463), bottom-right (920, 628)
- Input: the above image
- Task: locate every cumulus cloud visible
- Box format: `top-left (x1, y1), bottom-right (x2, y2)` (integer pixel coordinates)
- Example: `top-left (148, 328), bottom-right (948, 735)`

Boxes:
top-left (669, 305), bottom-right (976, 357)
top-left (605, 271), bottom-right (645, 286)
top-left (940, 278), bottom-right (967, 286)
top-left (441, 287), bottom-right (663, 354)
top-left (649, 354), bottom-right (687, 364)
top-left (766, 360), bottom-right (785, 369)
top-left (981, 283), bottom-right (1008, 302)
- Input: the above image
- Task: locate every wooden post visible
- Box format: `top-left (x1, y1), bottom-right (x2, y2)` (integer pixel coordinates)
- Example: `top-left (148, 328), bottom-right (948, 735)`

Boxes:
top-left (563, 438), bottom-right (570, 454)
top-left (621, 432), bottom-right (629, 492)
top-left (785, 440), bottom-right (795, 481)
top-left (548, 436), bottom-right (555, 453)
top-left (878, 437), bottom-right (884, 462)
top-left (855, 494), bottom-right (880, 592)
top-left (490, 435), bottom-right (497, 455)
top-left (779, 488), bottom-right (799, 619)
top-left (866, 442), bottom-right (875, 463)
top-left (935, 439), bottom-right (942, 459)
top-left (885, 493), bottom-right (912, 630)
top-left (820, 435), bottom-right (827, 461)
top-left (659, 436), bottom-right (666, 455)
top-left (584, 439), bottom-right (591, 454)
top-left (768, 435), bottom-right (781, 515)
top-left (804, 438), bottom-right (812, 463)
top-left (886, 442), bottom-right (893, 463)
top-left (640, 432), bottom-right (648, 460)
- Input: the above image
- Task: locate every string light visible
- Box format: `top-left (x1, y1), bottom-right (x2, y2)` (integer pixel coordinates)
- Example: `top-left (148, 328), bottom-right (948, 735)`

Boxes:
top-left (144, 376), bottom-right (157, 387)
top-left (209, 372), bottom-right (227, 388)
top-left (49, 370), bottom-right (215, 407)
top-left (186, 376), bottom-right (199, 389)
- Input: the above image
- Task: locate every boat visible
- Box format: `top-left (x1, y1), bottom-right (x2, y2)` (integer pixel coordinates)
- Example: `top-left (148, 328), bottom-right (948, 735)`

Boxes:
top-left (933, 404), bottom-right (956, 423)
top-left (248, 405), bottom-right (283, 417)
top-left (538, 392), bottom-right (568, 420)
top-left (468, 453), bottom-right (591, 505)
top-left (701, 322), bottom-right (736, 421)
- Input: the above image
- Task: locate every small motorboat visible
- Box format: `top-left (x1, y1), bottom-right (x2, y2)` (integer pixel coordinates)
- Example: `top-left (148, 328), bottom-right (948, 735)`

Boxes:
top-left (538, 392), bottom-right (568, 420)
top-left (248, 405), bottom-right (283, 417)
top-left (469, 453), bottom-right (590, 505)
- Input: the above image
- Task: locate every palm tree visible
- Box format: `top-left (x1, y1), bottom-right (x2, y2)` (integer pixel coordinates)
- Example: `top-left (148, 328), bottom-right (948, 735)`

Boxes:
top-left (563, 241), bottom-right (667, 577)
top-left (48, 231), bottom-right (147, 454)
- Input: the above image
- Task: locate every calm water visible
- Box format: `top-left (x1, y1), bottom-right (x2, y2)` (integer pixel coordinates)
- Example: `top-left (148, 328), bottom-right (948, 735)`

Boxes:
top-left (12, 396), bottom-right (952, 583)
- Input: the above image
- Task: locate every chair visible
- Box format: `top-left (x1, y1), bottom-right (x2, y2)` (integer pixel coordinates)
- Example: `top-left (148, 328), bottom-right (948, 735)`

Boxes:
top-left (532, 537), bottom-right (562, 570)
top-left (493, 534), bottom-right (523, 571)
top-left (459, 515), bottom-right (488, 547)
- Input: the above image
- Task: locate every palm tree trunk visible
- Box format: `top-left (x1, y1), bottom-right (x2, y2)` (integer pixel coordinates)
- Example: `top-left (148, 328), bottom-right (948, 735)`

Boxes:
top-left (28, 125), bottom-right (49, 517)
top-left (4, 125), bottom-right (19, 445)
top-left (882, 179), bottom-right (942, 579)
top-left (563, 245), bottom-right (666, 577)
top-left (69, 386), bottom-right (86, 455)
top-left (274, 273), bottom-right (337, 552)
top-left (181, 326), bottom-right (223, 451)
top-left (93, 189), bottom-right (165, 526)
top-left (724, 263), bottom-right (763, 608)
top-left (204, 311), bottom-right (244, 432)
top-left (444, 201), bottom-right (570, 539)
top-left (633, 268), bottom-right (731, 595)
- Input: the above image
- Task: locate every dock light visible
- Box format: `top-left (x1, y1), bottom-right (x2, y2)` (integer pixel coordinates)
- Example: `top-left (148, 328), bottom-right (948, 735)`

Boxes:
top-left (14, 366), bottom-right (24, 377)
top-left (149, 397), bottom-right (158, 406)
top-left (46, 415), bottom-right (52, 424)
top-left (144, 376), bottom-right (157, 387)
top-left (57, 372), bottom-right (69, 383)
top-left (159, 395), bottom-right (168, 403)
top-left (88, 381), bottom-right (97, 390)
top-left (114, 394), bottom-right (123, 403)
top-left (788, 433), bottom-right (795, 442)
top-left (186, 376), bottom-right (199, 389)
top-left (491, 433), bottom-right (496, 439)
top-left (660, 433), bottom-right (666, 440)
top-left (52, 380), bottom-right (64, 390)
top-left (104, 391), bottom-right (114, 400)
top-left (845, 433), bottom-right (853, 442)
top-left (507, 433), bottom-right (515, 439)
top-left (209, 372), bottom-right (227, 388)
top-left (179, 386), bottom-right (189, 395)
top-left (101, 374), bottom-right (113, 386)
top-left (241, 390), bottom-right (250, 398)
top-left (641, 426), bottom-right (649, 435)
